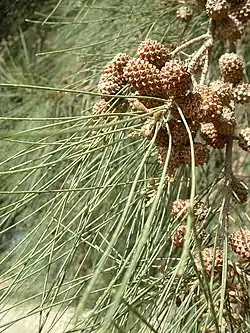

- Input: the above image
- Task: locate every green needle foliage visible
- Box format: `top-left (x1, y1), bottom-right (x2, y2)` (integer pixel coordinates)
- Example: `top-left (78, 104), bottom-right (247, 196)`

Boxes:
top-left (0, 0), bottom-right (250, 332)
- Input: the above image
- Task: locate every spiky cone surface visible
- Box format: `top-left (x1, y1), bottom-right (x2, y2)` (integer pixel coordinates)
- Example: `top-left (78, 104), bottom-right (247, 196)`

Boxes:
top-left (233, 82), bottom-right (250, 104)
top-left (123, 58), bottom-right (163, 96)
top-left (171, 225), bottom-right (207, 247)
top-left (238, 127), bottom-right (250, 152)
top-left (229, 0), bottom-right (250, 24)
top-left (219, 53), bottom-right (244, 85)
top-left (136, 39), bottom-right (171, 69)
top-left (171, 199), bottom-right (208, 222)
top-left (214, 15), bottom-right (245, 41)
top-left (229, 229), bottom-right (250, 260)
top-left (231, 176), bottom-right (248, 203)
top-left (201, 122), bottom-right (228, 148)
top-left (209, 80), bottom-right (233, 106)
top-left (184, 86), bottom-right (223, 122)
top-left (157, 146), bottom-right (183, 172)
top-left (194, 248), bottom-right (223, 276)
top-left (181, 142), bottom-right (210, 166)
top-left (97, 73), bottom-right (122, 99)
top-left (214, 106), bottom-right (236, 135)
top-left (161, 60), bottom-right (192, 98)
top-left (171, 225), bottom-right (186, 247)
top-left (104, 53), bottom-right (130, 83)
top-left (93, 99), bottom-right (113, 114)
top-left (168, 118), bottom-right (199, 147)
top-left (206, 0), bottom-right (230, 20)
top-left (176, 6), bottom-right (193, 22)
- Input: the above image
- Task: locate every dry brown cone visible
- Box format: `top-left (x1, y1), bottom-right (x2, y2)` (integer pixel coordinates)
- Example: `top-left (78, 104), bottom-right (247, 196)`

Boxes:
top-left (136, 39), bottom-right (171, 69)
top-left (238, 127), bottom-right (250, 152)
top-left (214, 106), bottom-right (236, 135)
top-left (161, 60), bottom-right (192, 97)
top-left (171, 225), bottom-right (186, 247)
top-left (168, 118), bottom-right (199, 147)
top-left (93, 99), bottom-right (113, 114)
top-left (182, 142), bottom-right (210, 166)
top-left (201, 122), bottom-right (228, 148)
top-left (219, 53), bottom-right (244, 85)
top-left (209, 80), bottom-right (233, 106)
top-left (231, 176), bottom-right (248, 203)
top-left (229, 0), bottom-right (250, 24)
top-left (123, 58), bottom-right (163, 96)
top-left (157, 145), bottom-right (181, 167)
top-left (171, 199), bottom-right (208, 221)
top-left (104, 53), bottom-right (130, 83)
top-left (184, 86), bottom-right (223, 122)
top-left (176, 6), bottom-right (193, 22)
top-left (97, 73), bottom-right (122, 99)
top-left (229, 229), bottom-right (250, 260)
top-left (233, 82), bottom-right (250, 104)
top-left (171, 224), bottom-right (207, 247)
top-left (194, 248), bottom-right (223, 275)
top-left (206, 0), bottom-right (230, 20)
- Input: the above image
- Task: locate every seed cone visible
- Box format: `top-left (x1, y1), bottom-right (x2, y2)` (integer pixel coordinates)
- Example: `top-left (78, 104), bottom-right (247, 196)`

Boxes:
top-left (229, 0), bottom-right (250, 24)
top-left (206, 0), bottom-right (230, 20)
top-left (209, 80), bottom-right (233, 106)
top-left (233, 82), bottom-right (250, 104)
top-left (171, 199), bottom-right (208, 221)
top-left (176, 6), bottom-right (193, 22)
top-left (231, 176), bottom-right (248, 203)
top-left (97, 73), bottom-right (122, 98)
top-left (171, 225), bottom-right (186, 247)
top-left (181, 142), bottom-right (210, 166)
top-left (201, 122), bottom-right (228, 149)
top-left (219, 53), bottom-right (244, 85)
top-left (194, 248), bottom-right (223, 275)
top-left (104, 53), bottom-right (130, 83)
top-left (184, 86), bottom-right (223, 122)
top-left (136, 39), bottom-right (171, 69)
top-left (171, 224), bottom-right (207, 247)
top-left (229, 229), bottom-right (250, 260)
top-left (93, 99), bottom-right (112, 114)
top-left (214, 106), bottom-right (236, 135)
top-left (161, 60), bottom-right (192, 97)
top-left (238, 127), bottom-right (250, 152)
top-left (123, 58), bottom-right (163, 96)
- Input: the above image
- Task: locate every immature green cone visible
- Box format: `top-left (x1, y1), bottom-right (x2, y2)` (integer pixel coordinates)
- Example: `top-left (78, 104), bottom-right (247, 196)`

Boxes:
top-left (229, 229), bottom-right (250, 260)
top-left (194, 248), bottom-right (223, 275)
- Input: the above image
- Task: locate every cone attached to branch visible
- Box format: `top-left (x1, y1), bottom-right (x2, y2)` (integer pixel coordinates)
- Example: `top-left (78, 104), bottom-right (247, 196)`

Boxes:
top-left (229, 229), bottom-right (250, 260)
